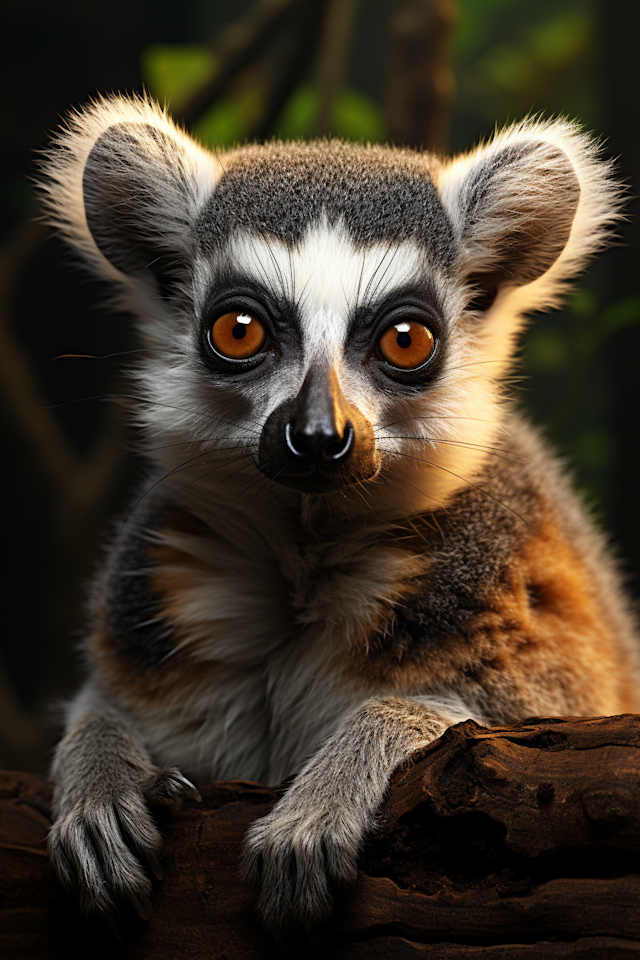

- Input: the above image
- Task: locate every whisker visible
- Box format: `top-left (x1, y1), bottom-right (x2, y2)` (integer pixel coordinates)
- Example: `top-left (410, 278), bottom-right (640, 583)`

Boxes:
top-left (120, 394), bottom-right (263, 433)
top-left (376, 436), bottom-right (532, 465)
top-left (120, 448), bottom-right (255, 529)
top-left (375, 414), bottom-right (496, 430)
top-left (50, 349), bottom-right (147, 361)
top-left (36, 392), bottom-right (263, 435)
top-left (102, 437), bottom-right (259, 466)
top-left (168, 454), bottom-right (255, 499)
top-left (381, 469), bottom-right (447, 508)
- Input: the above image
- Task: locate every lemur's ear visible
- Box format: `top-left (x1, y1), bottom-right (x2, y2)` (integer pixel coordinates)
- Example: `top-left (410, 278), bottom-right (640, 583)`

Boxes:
top-left (438, 119), bottom-right (622, 312)
top-left (40, 95), bottom-right (219, 297)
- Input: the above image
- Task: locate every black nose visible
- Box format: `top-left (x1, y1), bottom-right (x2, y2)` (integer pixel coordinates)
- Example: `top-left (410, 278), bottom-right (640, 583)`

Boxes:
top-left (285, 420), bottom-right (354, 465)
top-left (257, 363), bottom-right (378, 492)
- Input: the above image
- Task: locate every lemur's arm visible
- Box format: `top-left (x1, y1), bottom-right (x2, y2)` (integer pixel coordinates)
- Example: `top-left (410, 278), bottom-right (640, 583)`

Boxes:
top-left (241, 695), bottom-right (480, 933)
top-left (48, 703), bottom-right (199, 921)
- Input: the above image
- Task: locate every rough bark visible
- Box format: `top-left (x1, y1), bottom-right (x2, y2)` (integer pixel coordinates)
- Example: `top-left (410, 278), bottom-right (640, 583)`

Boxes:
top-left (3, 716), bottom-right (640, 958)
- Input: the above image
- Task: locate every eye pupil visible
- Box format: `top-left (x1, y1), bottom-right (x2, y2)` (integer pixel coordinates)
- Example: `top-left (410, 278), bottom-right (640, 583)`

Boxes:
top-left (396, 332), bottom-right (411, 349)
top-left (232, 323), bottom-right (247, 340)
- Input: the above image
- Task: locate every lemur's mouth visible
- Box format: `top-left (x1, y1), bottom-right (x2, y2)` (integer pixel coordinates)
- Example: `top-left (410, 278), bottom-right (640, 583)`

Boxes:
top-left (257, 458), bottom-right (380, 494)
top-left (256, 365), bottom-right (379, 493)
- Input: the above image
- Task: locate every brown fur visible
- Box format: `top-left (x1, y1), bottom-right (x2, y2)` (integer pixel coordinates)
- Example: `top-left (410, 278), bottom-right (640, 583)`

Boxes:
top-left (87, 624), bottom-right (218, 710)
top-left (343, 518), bottom-right (640, 718)
top-left (89, 510), bottom-right (225, 709)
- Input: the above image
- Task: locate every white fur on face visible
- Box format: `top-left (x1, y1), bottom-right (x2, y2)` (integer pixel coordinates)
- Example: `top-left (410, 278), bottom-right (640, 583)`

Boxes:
top-left (222, 220), bottom-right (434, 431)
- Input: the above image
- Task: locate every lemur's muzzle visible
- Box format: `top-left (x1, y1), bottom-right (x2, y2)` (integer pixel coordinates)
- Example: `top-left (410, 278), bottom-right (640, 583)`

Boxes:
top-left (257, 365), bottom-right (378, 492)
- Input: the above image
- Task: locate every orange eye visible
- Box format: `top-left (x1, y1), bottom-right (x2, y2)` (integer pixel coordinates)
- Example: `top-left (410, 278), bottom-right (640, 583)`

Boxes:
top-left (378, 320), bottom-right (435, 369)
top-left (209, 311), bottom-right (267, 360)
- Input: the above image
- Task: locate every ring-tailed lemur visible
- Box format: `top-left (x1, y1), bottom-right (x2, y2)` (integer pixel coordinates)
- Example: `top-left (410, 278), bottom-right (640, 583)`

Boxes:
top-left (40, 94), bottom-right (639, 935)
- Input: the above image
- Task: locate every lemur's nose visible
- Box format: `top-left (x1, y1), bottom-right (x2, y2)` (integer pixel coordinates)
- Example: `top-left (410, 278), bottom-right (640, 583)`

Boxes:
top-left (257, 361), bottom-right (378, 490)
top-left (285, 419), bottom-right (354, 464)
top-left (284, 365), bottom-right (354, 469)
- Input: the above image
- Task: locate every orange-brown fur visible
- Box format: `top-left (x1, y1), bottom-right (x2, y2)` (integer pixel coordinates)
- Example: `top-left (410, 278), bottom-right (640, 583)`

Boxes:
top-left (344, 517), bottom-right (639, 718)
top-left (89, 512), bottom-right (225, 709)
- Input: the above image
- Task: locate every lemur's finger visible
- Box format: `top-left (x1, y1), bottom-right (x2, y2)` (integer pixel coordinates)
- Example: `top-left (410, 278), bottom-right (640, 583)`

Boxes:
top-left (272, 927), bottom-right (304, 956)
top-left (50, 796), bottom-right (160, 919)
top-left (84, 806), bottom-right (154, 914)
top-left (143, 767), bottom-right (202, 807)
top-left (129, 891), bottom-right (153, 921)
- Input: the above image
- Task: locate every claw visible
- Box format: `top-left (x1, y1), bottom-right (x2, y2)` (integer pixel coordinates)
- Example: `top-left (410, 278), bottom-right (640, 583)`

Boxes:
top-left (103, 911), bottom-right (124, 941)
top-left (147, 850), bottom-right (164, 881)
top-left (176, 773), bottom-right (201, 802)
top-left (272, 928), bottom-right (298, 956)
top-left (305, 922), bottom-right (325, 945)
top-left (144, 767), bottom-right (202, 808)
top-left (130, 892), bottom-right (153, 921)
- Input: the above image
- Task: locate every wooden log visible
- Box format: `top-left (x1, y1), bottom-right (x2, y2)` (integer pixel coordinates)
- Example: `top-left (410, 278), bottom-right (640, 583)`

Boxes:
top-left (2, 716), bottom-right (640, 958)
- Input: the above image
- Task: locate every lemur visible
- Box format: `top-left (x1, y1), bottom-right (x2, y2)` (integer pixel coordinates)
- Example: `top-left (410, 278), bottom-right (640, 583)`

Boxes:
top-left (40, 94), bottom-right (640, 936)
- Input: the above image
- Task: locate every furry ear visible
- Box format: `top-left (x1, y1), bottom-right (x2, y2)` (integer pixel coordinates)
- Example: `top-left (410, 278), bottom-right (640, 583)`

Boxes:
top-left (39, 95), bottom-right (219, 296)
top-left (438, 119), bottom-right (622, 312)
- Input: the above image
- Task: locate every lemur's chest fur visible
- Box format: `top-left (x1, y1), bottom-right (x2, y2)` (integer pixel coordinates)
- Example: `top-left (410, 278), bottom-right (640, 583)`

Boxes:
top-left (84, 417), bottom-right (640, 784)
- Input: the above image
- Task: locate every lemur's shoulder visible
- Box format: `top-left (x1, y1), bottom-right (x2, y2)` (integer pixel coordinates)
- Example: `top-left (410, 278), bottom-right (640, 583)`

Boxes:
top-left (345, 413), bottom-right (640, 718)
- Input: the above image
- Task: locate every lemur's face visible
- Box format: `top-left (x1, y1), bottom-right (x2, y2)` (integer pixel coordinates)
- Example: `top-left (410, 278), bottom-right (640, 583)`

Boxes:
top-left (48, 100), bottom-right (598, 513)
top-left (177, 145), bottom-right (467, 496)
top-left (197, 224), bottom-right (448, 495)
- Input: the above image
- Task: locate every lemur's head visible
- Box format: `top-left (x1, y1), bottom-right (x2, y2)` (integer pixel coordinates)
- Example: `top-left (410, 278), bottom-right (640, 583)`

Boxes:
top-left (41, 96), bottom-right (620, 516)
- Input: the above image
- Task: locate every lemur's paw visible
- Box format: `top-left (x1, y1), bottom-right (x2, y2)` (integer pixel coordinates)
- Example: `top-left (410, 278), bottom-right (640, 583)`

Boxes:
top-left (48, 788), bottom-right (162, 920)
top-left (240, 801), bottom-right (361, 933)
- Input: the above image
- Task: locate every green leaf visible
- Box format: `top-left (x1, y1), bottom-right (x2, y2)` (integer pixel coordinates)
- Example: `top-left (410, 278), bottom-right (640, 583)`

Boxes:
top-left (568, 288), bottom-right (597, 321)
top-left (274, 84), bottom-right (319, 139)
top-left (332, 88), bottom-right (385, 142)
top-left (274, 84), bottom-right (385, 142)
top-left (524, 328), bottom-right (568, 373)
top-left (597, 296), bottom-right (640, 338)
top-left (530, 10), bottom-right (591, 67)
top-left (140, 44), bottom-right (217, 109)
top-left (570, 428), bottom-right (615, 471)
top-left (193, 98), bottom-right (247, 148)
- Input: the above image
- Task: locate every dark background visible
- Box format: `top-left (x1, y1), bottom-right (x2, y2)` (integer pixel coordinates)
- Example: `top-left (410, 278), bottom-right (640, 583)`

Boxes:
top-left (1, 0), bottom-right (638, 772)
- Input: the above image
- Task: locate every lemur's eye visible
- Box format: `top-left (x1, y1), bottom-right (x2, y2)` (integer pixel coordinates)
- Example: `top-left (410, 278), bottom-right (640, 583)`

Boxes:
top-left (378, 320), bottom-right (435, 369)
top-left (209, 312), bottom-right (267, 360)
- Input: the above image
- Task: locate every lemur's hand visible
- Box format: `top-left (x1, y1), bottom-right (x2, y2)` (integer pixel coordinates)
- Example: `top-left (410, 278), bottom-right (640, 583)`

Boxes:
top-left (240, 770), bottom-right (363, 935)
top-left (240, 697), bottom-right (453, 936)
top-left (48, 715), bottom-right (200, 924)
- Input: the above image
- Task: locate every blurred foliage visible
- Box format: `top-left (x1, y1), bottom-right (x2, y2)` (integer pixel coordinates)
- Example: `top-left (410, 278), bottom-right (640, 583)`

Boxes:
top-left (452, 0), bottom-right (599, 145)
top-left (141, 44), bottom-right (218, 109)
top-left (275, 84), bottom-right (385, 142)
top-left (141, 44), bottom-right (385, 145)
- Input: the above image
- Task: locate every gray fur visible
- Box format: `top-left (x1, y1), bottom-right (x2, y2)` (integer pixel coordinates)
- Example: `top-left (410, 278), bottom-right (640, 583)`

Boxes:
top-left (93, 492), bottom-right (177, 673)
top-left (49, 713), bottom-right (198, 919)
top-left (461, 140), bottom-right (581, 288)
top-left (195, 141), bottom-right (457, 263)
